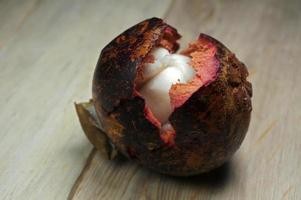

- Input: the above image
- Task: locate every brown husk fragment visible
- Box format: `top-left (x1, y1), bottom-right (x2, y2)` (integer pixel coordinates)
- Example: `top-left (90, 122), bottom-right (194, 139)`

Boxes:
top-left (74, 100), bottom-right (121, 160)
top-left (91, 18), bottom-right (252, 176)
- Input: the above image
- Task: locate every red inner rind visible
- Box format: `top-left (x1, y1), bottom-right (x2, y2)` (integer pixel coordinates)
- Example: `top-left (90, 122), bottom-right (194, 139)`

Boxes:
top-left (158, 27), bottom-right (181, 53)
top-left (169, 35), bottom-right (219, 109)
top-left (144, 106), bottom-right (161, 128)
top-left (160, 127), bottom-right (176, 146)
top-left (134, 54), bottom-right (155, 88)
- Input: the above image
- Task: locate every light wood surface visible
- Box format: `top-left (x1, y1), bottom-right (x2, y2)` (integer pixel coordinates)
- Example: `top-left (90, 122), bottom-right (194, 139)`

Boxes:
top-left (1, 0), bottom-right (300, 199)
top-left (0, 0), bottom-right (171, 199)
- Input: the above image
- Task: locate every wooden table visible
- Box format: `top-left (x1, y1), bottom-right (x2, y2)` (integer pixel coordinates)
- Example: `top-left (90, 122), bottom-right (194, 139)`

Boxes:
top-left (1, 0), bottom-right (300, 199)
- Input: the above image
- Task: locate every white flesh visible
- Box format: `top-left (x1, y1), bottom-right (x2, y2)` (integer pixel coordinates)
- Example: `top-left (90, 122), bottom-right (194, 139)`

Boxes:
top-left (139, 47), bottom-right (196, 124)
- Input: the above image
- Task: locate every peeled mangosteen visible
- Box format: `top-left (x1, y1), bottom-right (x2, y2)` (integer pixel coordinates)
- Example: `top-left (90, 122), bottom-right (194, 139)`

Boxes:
top-left (88, 17), bottom-right (252, 176)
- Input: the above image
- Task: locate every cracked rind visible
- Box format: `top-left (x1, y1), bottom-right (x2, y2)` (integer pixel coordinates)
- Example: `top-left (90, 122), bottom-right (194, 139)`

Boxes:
top-left (93, 17), bottom-right (180, 113)
top-left (167, 34), bottom-right (252, 175)
top-left (92, 18), bottom-right (252, 176)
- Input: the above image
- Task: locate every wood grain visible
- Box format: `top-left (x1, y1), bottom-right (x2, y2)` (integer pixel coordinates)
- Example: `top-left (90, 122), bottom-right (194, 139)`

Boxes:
top-left (0, 0), bottom-right (172, 199)
top-left (70, 0), bottom-right (301, 199)
top-left (0, 0), bottom-right (300, 199)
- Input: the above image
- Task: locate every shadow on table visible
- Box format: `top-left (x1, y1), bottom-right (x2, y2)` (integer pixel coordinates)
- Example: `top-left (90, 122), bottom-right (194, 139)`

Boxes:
top-left (112, 155), bottom-right (234, 191)
top-left (162, 161), bottom-right (232, 189)
top-left (68, 147), bottom-right (241, 199)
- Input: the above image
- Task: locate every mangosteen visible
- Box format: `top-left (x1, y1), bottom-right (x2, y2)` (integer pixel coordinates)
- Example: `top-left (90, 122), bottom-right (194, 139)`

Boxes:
top-left (81, 17), bottom-right (252, 176)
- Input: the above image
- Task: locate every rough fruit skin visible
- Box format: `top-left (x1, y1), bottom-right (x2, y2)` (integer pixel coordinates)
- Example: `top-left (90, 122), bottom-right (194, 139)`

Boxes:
top-left (92, 18), bottom-right (252, 176)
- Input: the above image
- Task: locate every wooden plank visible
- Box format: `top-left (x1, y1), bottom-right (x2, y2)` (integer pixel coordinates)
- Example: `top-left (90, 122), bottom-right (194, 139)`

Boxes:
top-left (0, 0), bottom-right (172, 199)
top-left (69, 0), bottom-right (301, 199)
